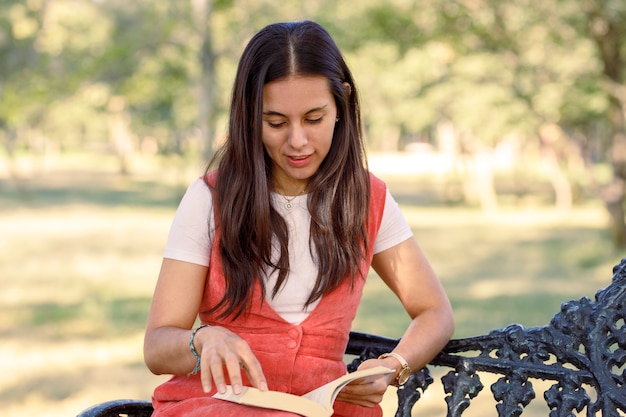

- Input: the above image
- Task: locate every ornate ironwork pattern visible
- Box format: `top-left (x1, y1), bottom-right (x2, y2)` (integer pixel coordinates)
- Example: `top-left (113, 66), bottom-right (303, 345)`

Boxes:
top-left (346, 258), bottom-right (626, 416)
top-left (434, 257), bottom-right (626, 416)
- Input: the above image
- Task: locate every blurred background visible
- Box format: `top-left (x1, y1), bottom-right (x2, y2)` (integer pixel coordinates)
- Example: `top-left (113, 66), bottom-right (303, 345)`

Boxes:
top-left (1, 0), bottom-right (625, 416)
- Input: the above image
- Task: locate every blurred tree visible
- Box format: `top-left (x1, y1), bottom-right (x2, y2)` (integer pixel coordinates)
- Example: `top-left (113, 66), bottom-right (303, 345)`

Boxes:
top-left (194, 0), bottom-right (217, 161)
top-left (0, 0), bottom-right (54, 196)
top-left (344, 0), bottom-right (623, 226)
top-left (96, 0), bottom-right (199, 172)
top-left (1, 0), bottom-right (120, 174)
top-left (578, 0), bottom-right (626, 246)
top-left (2, 0), bottom-right (625, 247)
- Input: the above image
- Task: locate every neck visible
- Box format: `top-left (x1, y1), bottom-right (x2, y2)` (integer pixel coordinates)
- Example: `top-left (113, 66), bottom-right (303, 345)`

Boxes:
top-left (274, 181), bottom-right (308, 196)
top-left (276, 187), bottom-right (306, 196)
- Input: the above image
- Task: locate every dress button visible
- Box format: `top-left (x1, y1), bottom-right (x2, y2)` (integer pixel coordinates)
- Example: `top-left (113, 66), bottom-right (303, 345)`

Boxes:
top-left (286, 340), bottom-right (298, 349)
top-left (288, 328), bottom-right (299, 339)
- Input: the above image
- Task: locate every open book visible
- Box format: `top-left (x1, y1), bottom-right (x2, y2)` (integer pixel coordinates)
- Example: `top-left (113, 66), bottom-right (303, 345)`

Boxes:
top-left (213, 365), bottom-right (394, 417)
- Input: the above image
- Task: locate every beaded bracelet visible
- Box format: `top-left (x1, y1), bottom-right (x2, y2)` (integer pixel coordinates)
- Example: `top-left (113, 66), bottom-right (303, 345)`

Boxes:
top-left (187, 324), bottom-right (209, 376)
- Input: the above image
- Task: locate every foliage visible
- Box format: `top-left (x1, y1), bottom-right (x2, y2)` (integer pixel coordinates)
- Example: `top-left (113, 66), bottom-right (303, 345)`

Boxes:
top-left (1, 0), bottom-right (625, 220)
top-left (0, 1), bottom-right (614, 146)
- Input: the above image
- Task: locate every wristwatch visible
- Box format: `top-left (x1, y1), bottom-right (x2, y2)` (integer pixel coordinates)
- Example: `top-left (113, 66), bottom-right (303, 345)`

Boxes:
top-left (378, 352), bottom-right (412, 386)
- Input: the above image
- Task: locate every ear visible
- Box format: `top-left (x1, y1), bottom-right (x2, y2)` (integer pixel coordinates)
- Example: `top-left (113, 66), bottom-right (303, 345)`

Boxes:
top-left (343, 82), bottom-right (352, 96)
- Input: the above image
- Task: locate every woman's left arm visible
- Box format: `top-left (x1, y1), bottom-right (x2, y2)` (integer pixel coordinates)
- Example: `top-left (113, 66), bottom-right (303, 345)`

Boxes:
top-left (337, 237), bottom-right (454, 407)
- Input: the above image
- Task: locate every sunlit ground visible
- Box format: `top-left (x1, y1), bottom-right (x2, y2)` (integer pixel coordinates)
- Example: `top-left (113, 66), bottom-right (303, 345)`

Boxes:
top-left (0, 152), bottom-right (622, 416)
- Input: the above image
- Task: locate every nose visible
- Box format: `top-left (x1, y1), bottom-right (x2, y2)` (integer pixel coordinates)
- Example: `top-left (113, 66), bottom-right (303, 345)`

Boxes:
top-left (288, 123), bottom-right (307, 149)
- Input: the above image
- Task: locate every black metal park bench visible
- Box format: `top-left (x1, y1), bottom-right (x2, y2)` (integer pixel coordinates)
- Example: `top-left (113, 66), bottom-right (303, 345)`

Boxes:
top-left (77, 258), bottom-right (626, 416)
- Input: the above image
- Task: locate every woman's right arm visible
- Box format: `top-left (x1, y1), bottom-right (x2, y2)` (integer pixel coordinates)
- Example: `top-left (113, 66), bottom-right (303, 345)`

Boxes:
top-left (143, 258), bottom-right (208, 376)
top-left (143, 258), bottom-right (267, 394)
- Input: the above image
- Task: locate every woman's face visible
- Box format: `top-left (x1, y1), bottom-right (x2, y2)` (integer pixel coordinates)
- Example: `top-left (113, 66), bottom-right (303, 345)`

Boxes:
top-left (261, 75), bottom-right (338, 195)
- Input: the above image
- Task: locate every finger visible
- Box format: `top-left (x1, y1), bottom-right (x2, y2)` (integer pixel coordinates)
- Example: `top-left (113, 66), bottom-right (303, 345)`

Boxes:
top-left (337, 384), bottom-right (384, 407)
top-left (336, 376), bottom-right (387, 407)
top-left (200, 352), bottom-right (213, 393)
top-left (223, 352), bottom-right (245, 394)
top-left (335, 390), bottom-right (380, 408)
top-left (200, 371), bottom-right (212, 393)
top-left (240, 353), bottom-right (268, 391)
top-left (358, 359), bottom-right (396, 387)
top-left (208, 353), bottom-right (228, 394)
top-left (342, 380), bottom-right (377, 395)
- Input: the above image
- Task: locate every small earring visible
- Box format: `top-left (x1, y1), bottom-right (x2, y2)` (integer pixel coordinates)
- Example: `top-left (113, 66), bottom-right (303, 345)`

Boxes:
top-left (335, 118), bottom-right (340, 123)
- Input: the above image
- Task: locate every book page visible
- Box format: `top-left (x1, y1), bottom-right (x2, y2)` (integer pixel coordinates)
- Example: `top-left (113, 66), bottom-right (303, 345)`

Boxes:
top-left (302, 366), bottom-right (394, 407)
top-left (214, 386), bottom-right (330, 417)
top-left (212, 366), bottom-right (393, 417)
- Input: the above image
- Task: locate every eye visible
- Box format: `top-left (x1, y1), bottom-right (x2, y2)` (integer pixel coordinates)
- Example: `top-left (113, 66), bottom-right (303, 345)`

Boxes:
top-left (306, 117), bottom-right (323, 125)
top-left (266, 121), bottom-right (286, 128)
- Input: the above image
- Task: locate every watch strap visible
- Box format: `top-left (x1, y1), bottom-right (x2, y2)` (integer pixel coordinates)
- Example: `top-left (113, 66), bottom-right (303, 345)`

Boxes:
top-left (378, 352), bottom-right (412, 386)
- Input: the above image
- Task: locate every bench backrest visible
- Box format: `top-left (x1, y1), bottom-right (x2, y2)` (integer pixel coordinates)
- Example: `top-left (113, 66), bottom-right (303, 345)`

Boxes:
top-left (347, 258), bottom-right (626, 416)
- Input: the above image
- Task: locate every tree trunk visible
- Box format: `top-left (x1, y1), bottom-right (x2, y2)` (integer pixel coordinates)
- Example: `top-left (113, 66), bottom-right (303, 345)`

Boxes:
top-left (465, 148), bottom-right (498, 213)
top-left (447, 126), bottom-right (499, 212)
top-left (193, 0), bottom-right (216, 163)
top-left (107, 96), bottom-right (134, 176)
top-left (606, 133), bottom-right (626, 245)
top-left (538, 124), bottom-right (574, 212)
top-left (2, 128), bottom-right (32, 201)
top-left (604, 177), bottom-right (626, 245)
top-left (584, 0), bottom-right (626, 247)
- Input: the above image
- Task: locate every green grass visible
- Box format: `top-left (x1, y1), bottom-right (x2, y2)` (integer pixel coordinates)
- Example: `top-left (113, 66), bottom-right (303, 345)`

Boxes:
top-left (355, 204), bottom-right (619, 339)
top-left (0, 155), bottom-right (622, 416)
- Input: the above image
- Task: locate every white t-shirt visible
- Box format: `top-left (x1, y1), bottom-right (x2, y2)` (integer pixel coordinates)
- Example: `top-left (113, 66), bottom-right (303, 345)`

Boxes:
top-left (163, 179), bottom-right (413, 324)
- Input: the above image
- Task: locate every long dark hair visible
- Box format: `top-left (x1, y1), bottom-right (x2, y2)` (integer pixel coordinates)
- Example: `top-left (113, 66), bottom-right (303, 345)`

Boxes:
top-left (205, 21), bottom-right (370, 319)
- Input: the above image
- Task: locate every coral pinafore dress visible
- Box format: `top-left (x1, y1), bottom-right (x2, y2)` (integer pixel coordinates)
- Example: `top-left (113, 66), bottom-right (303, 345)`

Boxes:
top-left (152, 173), bottom-right (388, 417)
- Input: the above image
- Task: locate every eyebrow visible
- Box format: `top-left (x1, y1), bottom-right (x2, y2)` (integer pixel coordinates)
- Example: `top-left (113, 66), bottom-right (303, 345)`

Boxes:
top-left (262, 104), bottom-right (328, 117)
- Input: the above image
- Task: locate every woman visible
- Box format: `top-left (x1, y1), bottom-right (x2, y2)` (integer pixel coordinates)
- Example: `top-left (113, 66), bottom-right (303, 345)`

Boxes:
top-left (144, 20), bottom-right (454, 417)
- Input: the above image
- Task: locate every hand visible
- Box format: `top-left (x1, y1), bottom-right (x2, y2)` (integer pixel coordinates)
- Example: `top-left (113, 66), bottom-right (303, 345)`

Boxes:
top-left (335, 359), bottom-right (395, 408)
top-left (194, 326), bottom-right (268, 395)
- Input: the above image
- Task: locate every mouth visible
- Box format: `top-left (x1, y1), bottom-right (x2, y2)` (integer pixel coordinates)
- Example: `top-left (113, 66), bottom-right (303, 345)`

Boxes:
top-left (287, 154), bottom-right (312, 167)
